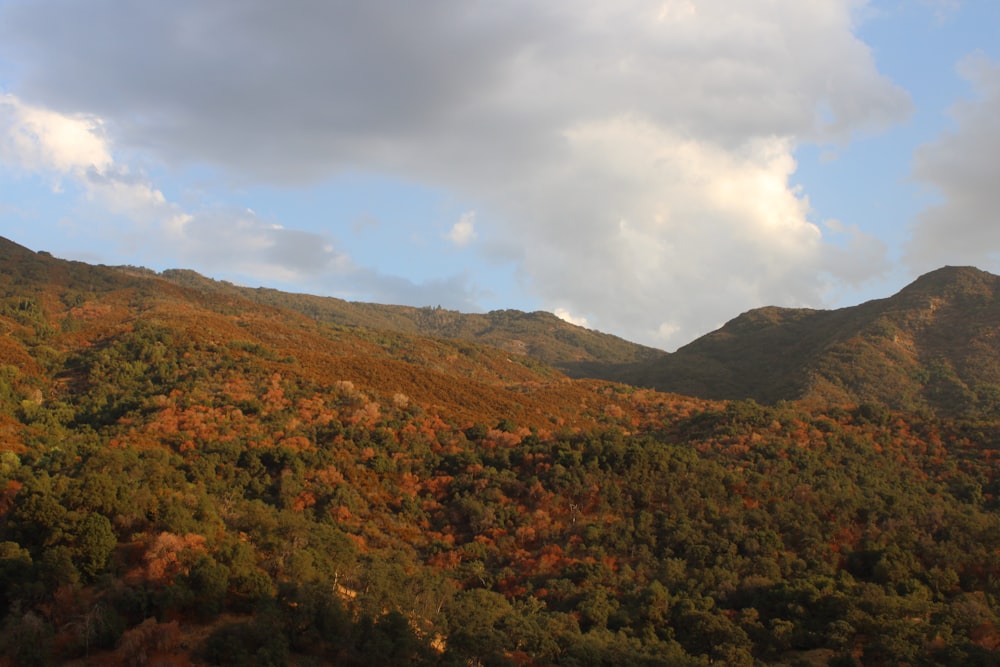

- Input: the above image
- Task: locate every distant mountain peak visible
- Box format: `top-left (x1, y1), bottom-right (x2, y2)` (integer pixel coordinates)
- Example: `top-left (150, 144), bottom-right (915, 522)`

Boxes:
top-left (897, 265), bottom-right (999, 300)
top-left (619, 265), bottom-right (1000, 417)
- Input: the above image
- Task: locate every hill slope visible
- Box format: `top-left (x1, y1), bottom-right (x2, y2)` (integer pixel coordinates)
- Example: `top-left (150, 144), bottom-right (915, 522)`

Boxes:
top-left (157, 268), bottom-right (667, 379)
top-left (0, 236), bottom-right (648, 432)
top-left (624, 266), bottom-right (1000, 416)
top-left (6, 237), bottom-right (1000, 664)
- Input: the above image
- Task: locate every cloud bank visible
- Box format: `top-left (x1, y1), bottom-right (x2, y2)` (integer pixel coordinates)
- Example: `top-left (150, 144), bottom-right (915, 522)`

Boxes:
top-left (0, 0), bottom-right (912, 347)
top-left (907, 56), bottom-right (1000, 273)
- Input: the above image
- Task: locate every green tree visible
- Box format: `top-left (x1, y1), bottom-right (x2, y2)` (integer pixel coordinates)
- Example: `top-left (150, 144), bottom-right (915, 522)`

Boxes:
top-left (71, 513), bottom-right (117, 580)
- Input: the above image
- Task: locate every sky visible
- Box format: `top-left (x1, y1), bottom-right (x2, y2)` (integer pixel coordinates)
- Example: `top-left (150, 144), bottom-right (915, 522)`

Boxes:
top-left (0, 1), bottom-right (998, 351)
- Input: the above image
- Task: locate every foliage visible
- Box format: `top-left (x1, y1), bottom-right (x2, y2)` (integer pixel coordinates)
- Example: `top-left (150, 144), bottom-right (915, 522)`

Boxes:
top-left (625, 266), bottom-right (1000, 419)
top-left (2, 237), bottom-right (1000, 664)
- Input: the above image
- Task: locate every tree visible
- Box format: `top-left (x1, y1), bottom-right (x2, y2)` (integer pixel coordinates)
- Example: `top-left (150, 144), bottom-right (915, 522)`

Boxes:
top-left (443, 589), bottom-right (514, 661)
top-left (72, 513), bottom-right (117, 580)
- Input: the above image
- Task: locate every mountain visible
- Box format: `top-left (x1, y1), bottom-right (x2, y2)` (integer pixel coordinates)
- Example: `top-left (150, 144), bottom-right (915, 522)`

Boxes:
top-left (623, 266), bottom-right (1000, 417)
top-left (157, 268), bottom-right (667, 379)
top-left (9, 236), bottom-right (1000, 419)
top-left (6, 236), bottom-right (1000, 665)
top-left (0, 236), bottom-right (647, 431)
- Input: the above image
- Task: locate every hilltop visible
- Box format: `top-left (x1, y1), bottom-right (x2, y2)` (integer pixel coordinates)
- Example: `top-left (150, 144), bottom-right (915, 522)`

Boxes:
top-left (621, 266), bottom-right (1000, 417)
top-left (0, 236), bottom-right (648, 432)
top-left (157, 268), bottom-right (667, 379)
top-left (165, 262), bottom-right (1000, 418)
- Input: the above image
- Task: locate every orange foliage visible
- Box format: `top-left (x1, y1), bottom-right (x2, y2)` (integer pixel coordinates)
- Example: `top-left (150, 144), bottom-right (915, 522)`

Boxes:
top-left (262, 372), bottom-right (290, 412)
top-left (428, 550), bottom-right (462, 569)
top-left (143, 533), bottom-right (208, 585)
top-left (486, 429), bottom-right (522, 448)
top-left (330, 506), bottom-right (353, 523)
top-left (311, 466), bottom-right (345, 486)
top-left (536, 544), bottom-right (566, 572)
top-left (0, 479), bottom-right (22, 517)
top-left (279, 435), bottom-right (312, 451)
top-left (0, 414), bottom-right (26, 454)
top-left (349, 401), bottom-right (381, 426)
top-left (398, 471), bottom-right (422, 496)
top-left (292, 491), bottom-right (317, 512)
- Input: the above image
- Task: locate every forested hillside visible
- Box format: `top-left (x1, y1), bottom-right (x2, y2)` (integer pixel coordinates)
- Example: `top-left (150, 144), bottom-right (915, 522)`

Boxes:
top-left (163, 262), bottom-right (1000, 418)
top-left (157, 268), bottom-right (667, 380)
top-left (2, 238), bottom-right (1000, 665)
top-left (625, 266), bottom-right (1000, 418)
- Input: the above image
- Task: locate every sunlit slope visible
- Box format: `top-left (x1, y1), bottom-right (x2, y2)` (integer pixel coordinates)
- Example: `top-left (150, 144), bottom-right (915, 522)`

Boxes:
top-left (158, 268), bottom-right (668, 378)
top-left (0, 236), bottom-right (646, 431)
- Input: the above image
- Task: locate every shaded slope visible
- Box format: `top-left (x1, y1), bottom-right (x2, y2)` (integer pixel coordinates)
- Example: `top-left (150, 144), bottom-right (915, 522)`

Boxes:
top-left (624, 266), bottom-right (1000, 417)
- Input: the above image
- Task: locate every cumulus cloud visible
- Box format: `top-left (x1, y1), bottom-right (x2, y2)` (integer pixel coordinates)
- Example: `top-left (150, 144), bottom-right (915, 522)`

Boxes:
top-left (0, 1), bottom-right (908, 175)
top-left (0, 0), bottom-right (912, 347)
top-left (0, 92), bottom-right (190, 240)
top-left (0, 93), bottom-right (110, 175)
top-left (446, 211), bottom-right (477, 247)
top-left (906, 55), bottom-right (1000, 272)
top-left (0, 91), bottom-right (479, 306)
top-left (554, 308), bottom-right (590, 328)
top-left (502, 117), bottom-right (851, 346)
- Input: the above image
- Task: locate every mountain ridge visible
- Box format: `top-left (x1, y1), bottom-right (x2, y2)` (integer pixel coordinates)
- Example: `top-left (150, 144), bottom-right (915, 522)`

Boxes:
top-left (624, 265), bottom-right (1000, 417)
top-left (0, 235), bottom-right (665, 432)
top-left (7, 236), bottom-right (1000, 664)
top-left (156, 267), bottom-right (668, 378)
top-left (7, 236), bottom-right (1000, 417)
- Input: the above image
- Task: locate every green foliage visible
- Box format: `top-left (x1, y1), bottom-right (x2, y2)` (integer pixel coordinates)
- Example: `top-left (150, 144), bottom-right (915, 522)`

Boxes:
top-left (0, 542), bottom-right (33, 615)
top-left (0, 606), bottom-right (54, 667)
top-left (186, 556), bottom-right (231, 619)
top-left (6, 238), bottom-right (1000, 664)
top-left (70, 513), bottom-right (116, 580)
top-left (202, 614), bottom-right (290, 667)
top-left (621, 265), bottom-right (1000, 419)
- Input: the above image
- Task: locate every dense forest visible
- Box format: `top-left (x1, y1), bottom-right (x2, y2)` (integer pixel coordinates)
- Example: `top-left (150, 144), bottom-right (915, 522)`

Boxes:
top-left (2, 238), bottom-right (1000, 665)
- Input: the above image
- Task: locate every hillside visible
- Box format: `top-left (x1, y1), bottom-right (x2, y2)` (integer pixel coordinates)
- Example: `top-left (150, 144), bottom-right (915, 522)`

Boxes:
top-left (157, 268), bottom-right (667, 379)
top-left (0, 238), bottom-right (648, 432)
top-left (4, 238), bottom-right (1000, 665)
top-left (160, 263), bottom-right (1000, 418)
top-left (622, 266), bottom-right (1000, 417)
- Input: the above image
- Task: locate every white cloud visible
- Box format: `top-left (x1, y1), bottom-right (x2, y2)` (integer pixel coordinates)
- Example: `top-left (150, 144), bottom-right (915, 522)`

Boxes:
top-left (554, 308), bottom-right (589, 328)
top-left (446, 210), bottom-right (477, 247)
top-left (0, 1), bottom-right (912, 347)
top-left (906, 55), bottom-right (1000, 272)
top-left (0, 1), bottom-right (908, 175)
top-left (0, 92), bottom-right (416, 293)
top-left (0, 93), bottom-right (111, 174)
top-left (497, 116), bottom-right (859, 347)
top-left (0, 92), bottom-right (194, 248)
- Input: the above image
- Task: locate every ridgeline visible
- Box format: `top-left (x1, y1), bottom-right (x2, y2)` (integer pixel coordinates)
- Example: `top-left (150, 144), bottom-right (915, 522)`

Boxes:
top-left (1, 237), bottom-right (1000, 665)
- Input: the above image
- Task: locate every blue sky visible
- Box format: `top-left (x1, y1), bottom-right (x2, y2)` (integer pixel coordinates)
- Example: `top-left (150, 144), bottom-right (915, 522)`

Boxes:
top-left (1, 1), bottom-right (998, 350)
